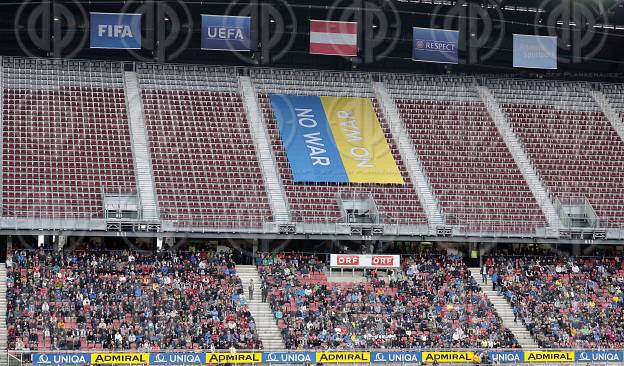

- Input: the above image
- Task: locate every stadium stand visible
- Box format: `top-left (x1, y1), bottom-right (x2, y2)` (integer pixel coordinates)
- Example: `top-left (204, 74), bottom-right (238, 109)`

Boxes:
top-left (384, 75), bottom-right (546, 233)
top-left (2, 57), bottom-right (136, 218)
top-left (136, 64), bottom-right (271, 227)
top-left (487, 254), bottom-right (624, 348)
top-left (251, 68), bottom-right (428, 225)
top-left (6, 250), bottom-right (262, 351)
top-left (487, 79), bottom-right (624, 226)
top-left (258, 252), bottom-right (520, 349)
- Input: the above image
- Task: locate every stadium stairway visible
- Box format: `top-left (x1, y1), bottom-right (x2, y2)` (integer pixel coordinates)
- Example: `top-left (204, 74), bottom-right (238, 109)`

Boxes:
top-left (0, 264), bottom-right (7, 365)
top-left (476, 86), bottom-right (561, 231)
top-left (372, 81), bottom-right (445, 227)
top-left (236, 265), bottom-right (286, 350)
top-left (590, 89), bottom-right (624, 143)
top-left (123, 71), bottom-right (159, 220)
top-left (469, 268), bottom-right (539, 349)
top-left (239, 76), bottom-right (290, 222)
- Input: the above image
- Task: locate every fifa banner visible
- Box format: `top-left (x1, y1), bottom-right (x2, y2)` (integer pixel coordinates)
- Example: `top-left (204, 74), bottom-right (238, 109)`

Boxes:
top-left (330, 254), bottom-right (401, 268)
top-left (412, 27), bottom-right (459, 64)
top-left (201, 15), bottom-right (251, 51)
top-left (269, 94), bottom-right (404, 184)
top-left (90, 12), bottom-right (141, 49)
top-left (513, 34), bottom-right (557, 69)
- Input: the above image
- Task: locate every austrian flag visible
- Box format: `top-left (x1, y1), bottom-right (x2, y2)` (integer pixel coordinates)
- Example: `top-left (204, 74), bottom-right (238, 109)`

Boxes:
top-left (309, 20), bottom-right (358, 56)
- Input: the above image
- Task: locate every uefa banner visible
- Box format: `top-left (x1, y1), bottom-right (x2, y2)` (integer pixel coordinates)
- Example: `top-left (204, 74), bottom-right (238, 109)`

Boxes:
top-left (513, 34), bottom-right (557, 69)
top-left (269, 94), bottom-right (403, 184)
top-left (90, 12), bottom-right (141, 49)
top-left (412, 27), bottom-right (459, 64)
top-left (201, 15), bottom-right (251, 51)
top-left (330, 254), bottom-right (401, 268)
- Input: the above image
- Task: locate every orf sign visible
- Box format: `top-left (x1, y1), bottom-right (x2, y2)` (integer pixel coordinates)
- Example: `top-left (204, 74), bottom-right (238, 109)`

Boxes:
top-left (371, 255), bottom-right (396, 267)
top-left (330, 254), bottom-right (400, 268)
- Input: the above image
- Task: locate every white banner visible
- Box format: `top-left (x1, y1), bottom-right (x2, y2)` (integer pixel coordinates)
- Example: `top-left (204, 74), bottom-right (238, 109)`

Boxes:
top-left (330, 254), bottom-right (400, 268)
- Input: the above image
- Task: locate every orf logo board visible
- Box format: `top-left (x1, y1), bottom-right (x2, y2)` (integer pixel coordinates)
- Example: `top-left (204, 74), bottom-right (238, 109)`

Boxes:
top-left (330, 254), bottom-right (400, 268)
top-left (90, 13), bottom-right (141, 49)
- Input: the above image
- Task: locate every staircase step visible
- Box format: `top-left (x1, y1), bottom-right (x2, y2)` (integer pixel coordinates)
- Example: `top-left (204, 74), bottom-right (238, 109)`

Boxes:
top-left (237, 265), bottom-right (286, 350)
top-left (469, 268), bottom-right (539, 349)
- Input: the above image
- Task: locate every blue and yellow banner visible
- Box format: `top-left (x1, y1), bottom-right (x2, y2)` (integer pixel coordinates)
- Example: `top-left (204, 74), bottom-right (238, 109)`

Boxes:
top-left (269, 94), bottom-right (403, 184)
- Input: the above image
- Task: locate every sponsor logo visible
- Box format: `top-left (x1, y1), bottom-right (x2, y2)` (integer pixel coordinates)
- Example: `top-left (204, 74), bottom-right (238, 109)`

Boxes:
top-left (316, 352), bottom-right (371, 363)
top-left (91, 353), bottom-right (149, 364)
top-left (263, 352), bottom-right (315, 363)
top-left (489, 352), bottom-right (523, 363)
top-left (524, 351), bottom-right (575, 362)
top-left (205, 352), bottom-right (262, 364)
top-left (33, 354), bottom-right (90, 365)
top-left (151, 352), bottom-right (204, 364)
top-left (337, 255), bottom-right (360, 266)
top-left (576, 351), bottom-right (622, 362)
top-left (422, 352), bottom-right (474, 363)
top-left (372, 352), bottom-right (421, 363)
top-left (371, 255), bottom-right (396, 267)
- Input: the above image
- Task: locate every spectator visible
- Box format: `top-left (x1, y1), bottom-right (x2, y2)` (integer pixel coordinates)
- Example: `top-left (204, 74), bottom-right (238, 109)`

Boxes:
top-left (489, 254), bottom-right (624, 348)
top-left (258, 252), bottom-right (519, 350)
top-left (7, 249), bottom-right (263, 351)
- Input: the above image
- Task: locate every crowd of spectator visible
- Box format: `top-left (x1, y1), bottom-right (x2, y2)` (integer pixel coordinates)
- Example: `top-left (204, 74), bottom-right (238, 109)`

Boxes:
top-left (7, 250), bottom-right (262, 351)
top-left (486, 254), bottom-right (624, 348)
top-left (258, 252), bottom-right (519, 350)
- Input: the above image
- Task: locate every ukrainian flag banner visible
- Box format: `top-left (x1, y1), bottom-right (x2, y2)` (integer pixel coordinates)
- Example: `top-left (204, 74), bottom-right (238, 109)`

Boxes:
top-left (269, 94), bottom-right (403, 184)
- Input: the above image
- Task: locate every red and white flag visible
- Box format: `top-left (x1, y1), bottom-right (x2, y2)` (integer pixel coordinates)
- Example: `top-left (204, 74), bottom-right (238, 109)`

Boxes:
top-left (309, 20), bottom-right (357, 56)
